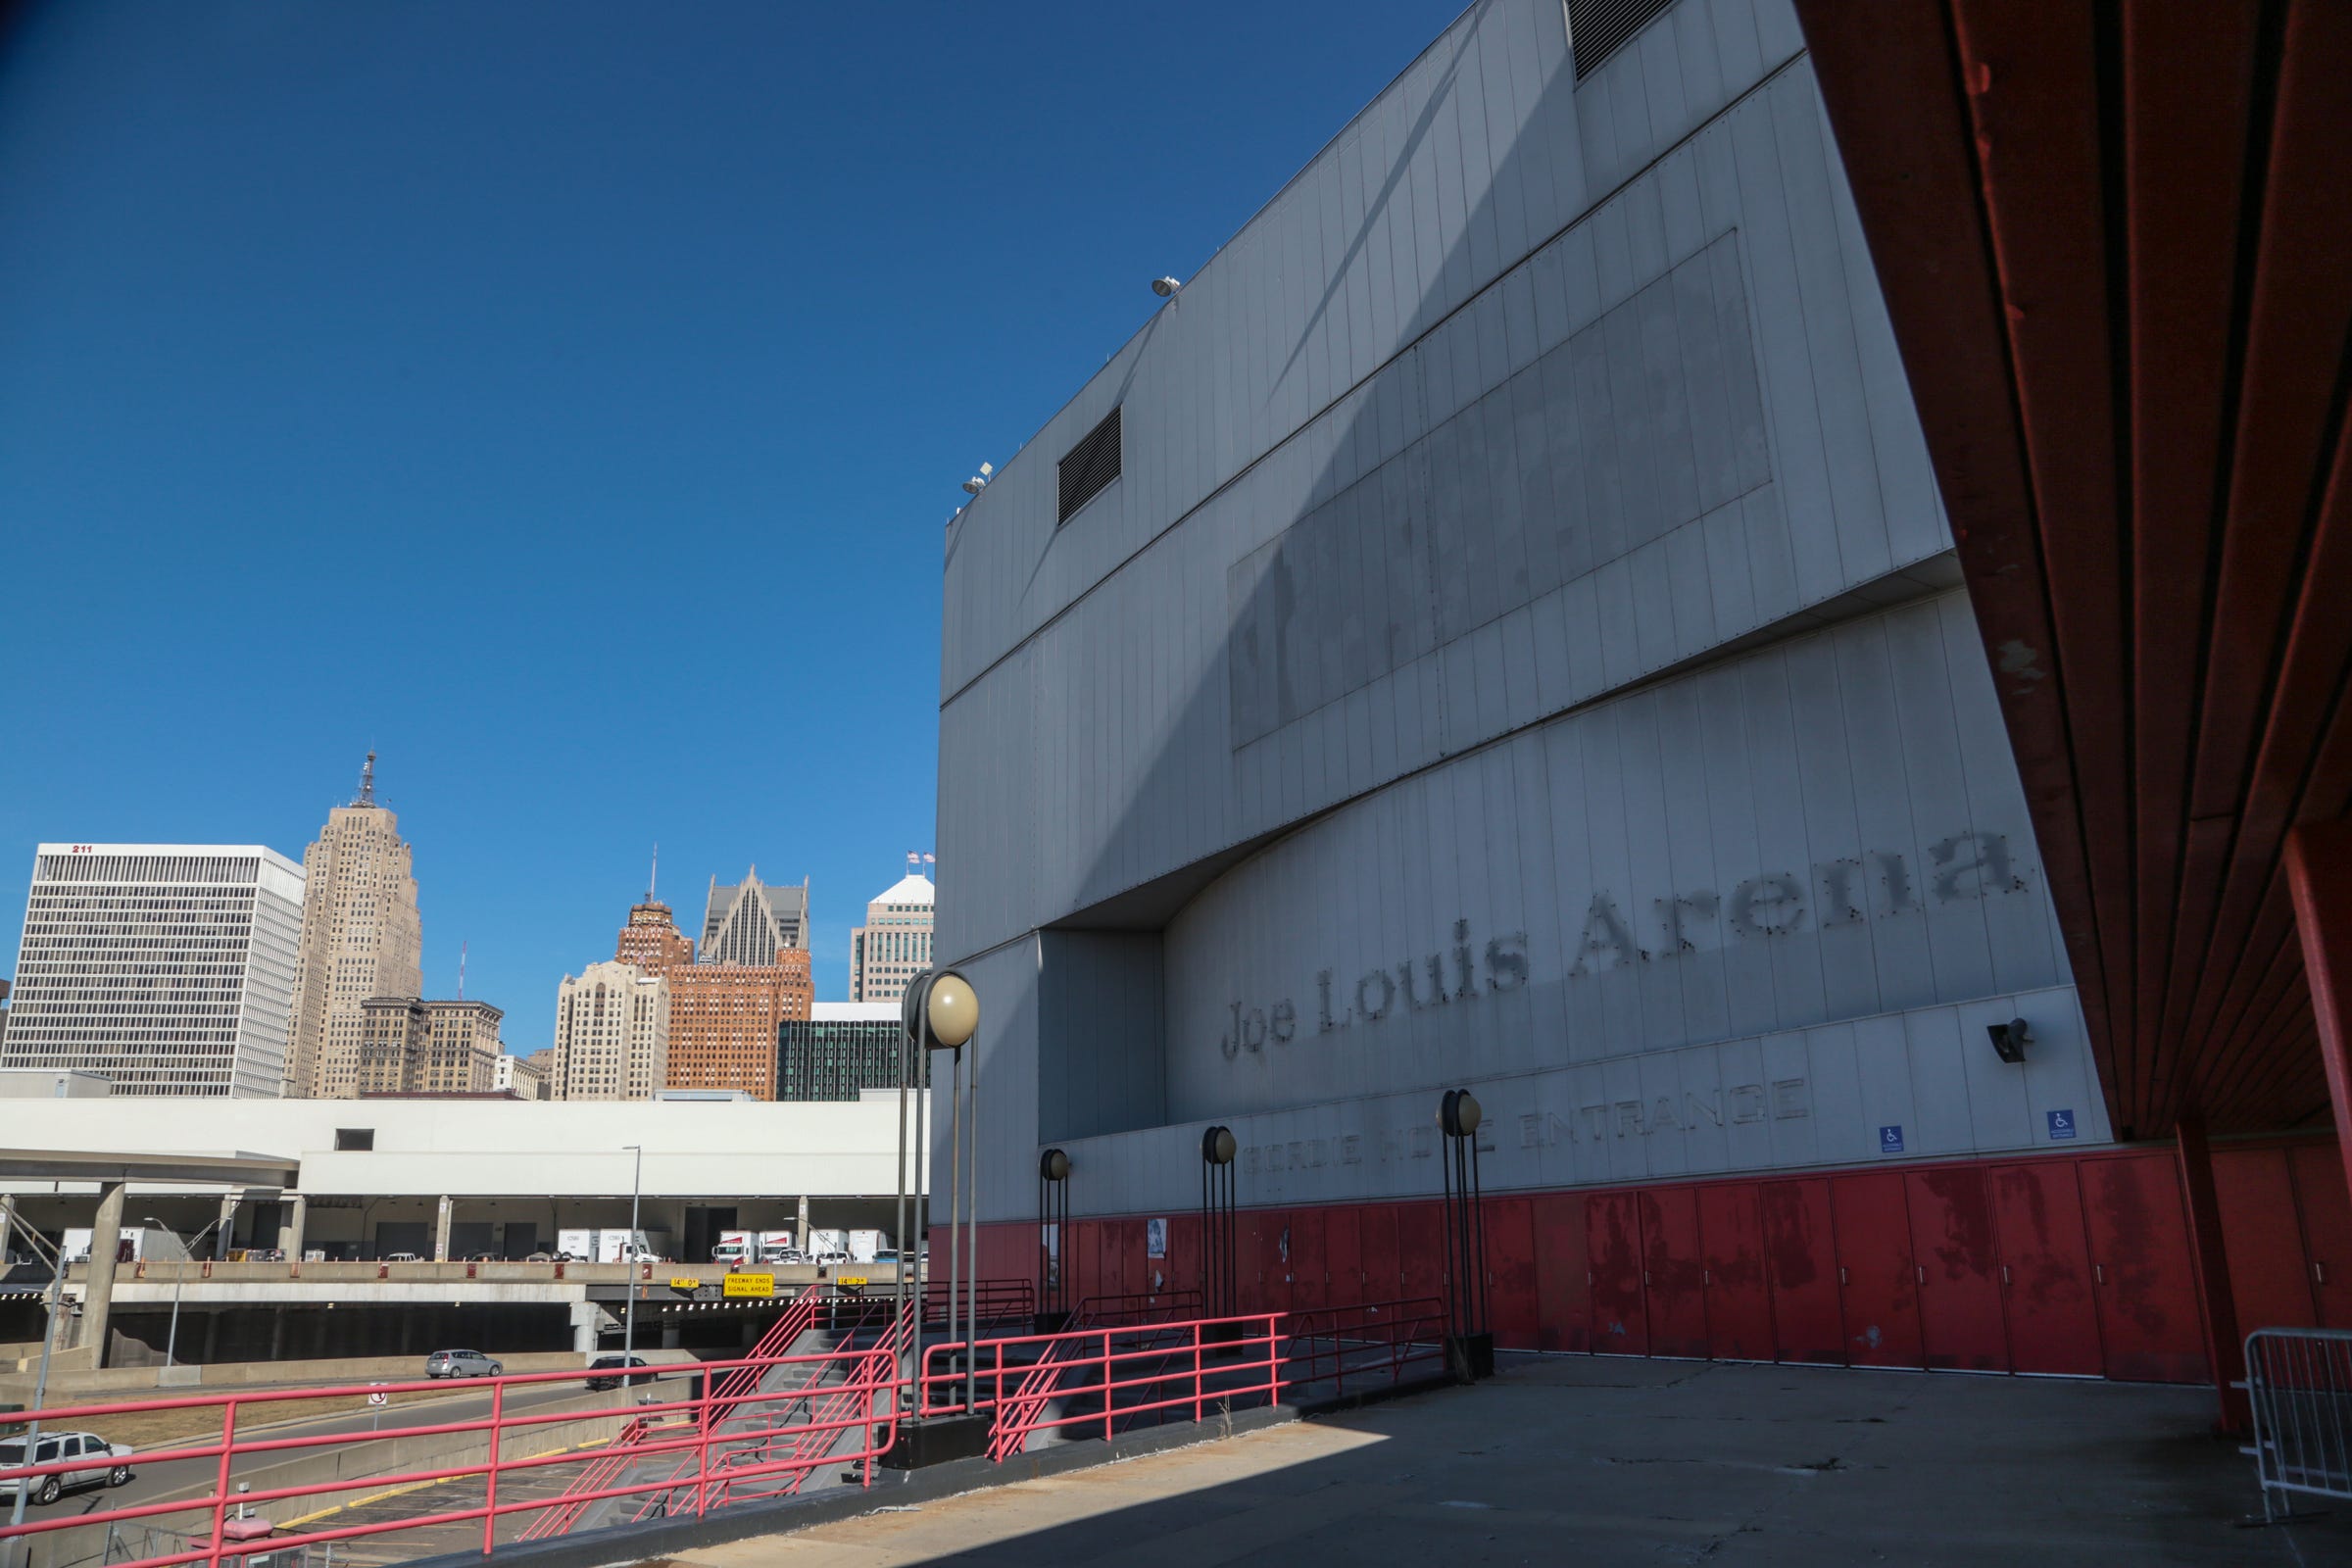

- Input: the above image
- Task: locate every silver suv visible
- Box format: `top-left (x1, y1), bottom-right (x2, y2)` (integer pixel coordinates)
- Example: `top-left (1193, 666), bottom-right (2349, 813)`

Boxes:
top-left (423, 1348), bottom-right (503, 1379)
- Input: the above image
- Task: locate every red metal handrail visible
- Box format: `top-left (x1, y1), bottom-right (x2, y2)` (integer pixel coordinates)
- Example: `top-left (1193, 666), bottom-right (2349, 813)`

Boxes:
top-left (1283, 1296), bottom-right (1447, 1398)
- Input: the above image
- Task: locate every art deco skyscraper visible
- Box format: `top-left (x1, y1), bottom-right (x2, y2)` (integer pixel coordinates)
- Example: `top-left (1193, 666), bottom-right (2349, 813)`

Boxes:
top-left (699, 869), bottom-right (808, 963)
top-left (848, 867), bottom-right (934, 1004)
top-left (285, 754), bottom-right (424, 1098)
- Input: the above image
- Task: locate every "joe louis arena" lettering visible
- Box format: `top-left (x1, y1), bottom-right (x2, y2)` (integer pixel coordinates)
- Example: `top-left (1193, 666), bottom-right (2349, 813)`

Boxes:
top-left (1219, 830), bottom-right (2027, 1060)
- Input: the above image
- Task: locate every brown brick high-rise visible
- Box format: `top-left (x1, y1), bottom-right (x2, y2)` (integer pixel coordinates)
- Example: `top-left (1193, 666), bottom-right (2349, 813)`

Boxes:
top-left (616, 900), bottom-right (694, 969)
top-left (662, 956), bottom-right (810, 1099)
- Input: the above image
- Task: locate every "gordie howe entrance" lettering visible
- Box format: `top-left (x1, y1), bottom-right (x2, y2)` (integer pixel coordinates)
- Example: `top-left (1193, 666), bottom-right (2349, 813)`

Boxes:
top-left (1217, 830), bottom-right (2026, 1060)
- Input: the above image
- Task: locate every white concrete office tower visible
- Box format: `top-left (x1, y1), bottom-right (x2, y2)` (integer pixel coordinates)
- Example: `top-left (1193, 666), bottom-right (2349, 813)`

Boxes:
top-left (700, 870), bottom-right (808, 965)
top-left (550, 960), bottom-right (670, 1101)
top-left (285, 754), bottom-right (425, 1098)
top-left (937, 1), bottom-right (2138, 1376)
top-left (5, 844), bottom-right (305, 1097)
top-left (849, 872), bottom-right (935, 1004)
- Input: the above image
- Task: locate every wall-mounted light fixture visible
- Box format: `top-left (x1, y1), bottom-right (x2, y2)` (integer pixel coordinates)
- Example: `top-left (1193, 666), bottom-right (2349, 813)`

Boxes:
top-left (1987, 1016), bottom-right (2032, 1065)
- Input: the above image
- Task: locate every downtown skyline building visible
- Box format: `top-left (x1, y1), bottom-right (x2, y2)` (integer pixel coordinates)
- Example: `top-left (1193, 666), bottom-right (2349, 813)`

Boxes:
top-left (777, 1001), bottom-right (921, 1102)
top-left (354, 996), bottom-right (505, 1096)
top-left (847, 870), bottom-right (934, 1005)
top-left (700, 870), bottom-right (808, 964)
top-left (286, 755), bottom-right (424, 1098)
top-left (3, 843), bottom-right (305, 1096)
top-left (550, 959), bottom-right (669, 1101)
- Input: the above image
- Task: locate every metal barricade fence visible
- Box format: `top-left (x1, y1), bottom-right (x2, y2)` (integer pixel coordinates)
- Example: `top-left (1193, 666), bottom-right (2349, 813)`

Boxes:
top-left (2244, 1327), bottom-right (2352, 1520)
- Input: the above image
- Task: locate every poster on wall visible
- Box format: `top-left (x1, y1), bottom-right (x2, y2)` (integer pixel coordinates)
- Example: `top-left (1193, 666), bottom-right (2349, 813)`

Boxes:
top-left (1147, 1217), bottom-right (1167, 1258)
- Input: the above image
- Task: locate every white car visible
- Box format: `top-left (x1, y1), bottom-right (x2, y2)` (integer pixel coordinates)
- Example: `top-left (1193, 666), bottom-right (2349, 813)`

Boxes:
top-left (383, 1251), bottom-right (421, 1262)
top-left (0, 1432), bottom-right (133, 1505)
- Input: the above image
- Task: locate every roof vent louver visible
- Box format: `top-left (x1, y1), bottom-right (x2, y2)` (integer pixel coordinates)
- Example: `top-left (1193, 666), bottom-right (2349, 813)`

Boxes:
top-left (1570, 0), bottom-right (1675, 82)
top-left (1057, 406), bottom-right (1122, 523)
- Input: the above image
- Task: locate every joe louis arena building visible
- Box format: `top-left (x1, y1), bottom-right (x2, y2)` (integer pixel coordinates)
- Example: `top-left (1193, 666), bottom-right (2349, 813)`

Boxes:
top-left (935, 0), bottom-right (2352, 1392)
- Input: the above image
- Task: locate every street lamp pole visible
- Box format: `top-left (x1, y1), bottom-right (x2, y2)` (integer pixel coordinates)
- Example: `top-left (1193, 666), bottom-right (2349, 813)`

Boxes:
top-left (3, 1210), bottom-right (67, 1556)
top-left (622, 1146), bottom-right (644, 1364)
top-left (144, 1214), bottom-right (214, 1371)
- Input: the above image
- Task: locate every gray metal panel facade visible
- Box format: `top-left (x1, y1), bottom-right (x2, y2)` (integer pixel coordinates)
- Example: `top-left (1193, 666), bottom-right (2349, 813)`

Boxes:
top-left (936, 0), bottom-right (2083, 1228)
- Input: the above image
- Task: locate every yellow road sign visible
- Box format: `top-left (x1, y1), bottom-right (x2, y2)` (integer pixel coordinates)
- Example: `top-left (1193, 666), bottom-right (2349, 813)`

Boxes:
top-left (668, 1276), bottom-right (701, 1291)
top-left (722, 1272), bottom-right (776, 1298)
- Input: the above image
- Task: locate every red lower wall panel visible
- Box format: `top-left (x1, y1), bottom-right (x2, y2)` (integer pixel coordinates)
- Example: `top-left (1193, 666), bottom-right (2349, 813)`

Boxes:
top-left (972, 1140), bottom-right (2342, 1386)
top-left (1695, 1183), bottom-right (1773, 1361)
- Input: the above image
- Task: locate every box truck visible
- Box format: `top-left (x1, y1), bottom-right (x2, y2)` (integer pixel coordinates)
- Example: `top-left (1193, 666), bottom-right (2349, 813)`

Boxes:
top-left (848, 1230), bottom-right (889, 1264)
top-left (807, 1228), bottom-right (848, 1263)
top-left (557, 1228), bottom-right (596, 1261)
top-left (710, 1229), bottom-right (755, 1265)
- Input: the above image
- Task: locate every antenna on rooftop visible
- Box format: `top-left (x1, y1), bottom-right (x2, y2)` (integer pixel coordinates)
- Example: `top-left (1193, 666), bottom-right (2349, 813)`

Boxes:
top-left (459, 939), bottom-right (467, 1001)
top-left (357, 750), bottom-right (378, 807)
top-left (648, 843), bottom-right (659, 904)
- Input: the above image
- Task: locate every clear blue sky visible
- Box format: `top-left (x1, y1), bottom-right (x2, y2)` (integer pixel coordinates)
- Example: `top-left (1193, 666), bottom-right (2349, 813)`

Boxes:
top-left (0, 1), bottom-right (1456, 1046)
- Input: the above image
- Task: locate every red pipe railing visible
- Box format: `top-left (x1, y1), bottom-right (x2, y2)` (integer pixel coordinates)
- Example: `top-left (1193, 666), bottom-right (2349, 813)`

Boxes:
top-left (1, 1298), bottom-right (1439, 1564)
top-left (1283, 1296), bottom-right (1446, 1398)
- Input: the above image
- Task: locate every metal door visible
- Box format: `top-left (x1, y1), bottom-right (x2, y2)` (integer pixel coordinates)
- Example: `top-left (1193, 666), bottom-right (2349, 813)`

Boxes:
top-left (1289, 1208), bottom-right (1328, 1313)
top-left (1324, 1205), bottom-right (1364, 1307)
top-left (1359, 1202), bottom-right (1401, 1301)
top-left (2215, 1148), bottom-right (2320, 1330)
top-left (1904, 1166), bottom-right (2008, 1372)
top-left (1588, 1191), bottom-right (1647, 1356)
top-left (1640, 1188), bottom-right (1708, 1358)
top-left (1986, 1159), bottom-right (2102, 1375)
top-left (2079, 1152), bottom-right (2208, 1383)
top-left (2288, 1145), bottom-right (2352, 1328)
top-left (1831, 1172), bottom-right (1925, 1368)
top-left (1484, 1197), bottom-right (1540, 1348)
top-left (1759, 1179), bottom-right (1844, 1364)
top-left (1695, 1183), bottom-right (1773, 1361)
top-left (1250, 1209), bottom-right (1294, 1314)
top-left (1531, 1192), bottom-right (1592, 1352)
top-left (1397, 1200), bottom-right (1445, 1311)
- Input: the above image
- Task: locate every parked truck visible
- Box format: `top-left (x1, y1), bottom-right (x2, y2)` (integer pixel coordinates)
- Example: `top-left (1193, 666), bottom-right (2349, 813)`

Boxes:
top-left (847, 1230), bottom-right (890, 1264)
top-left (710, 1229), bottom-right (755, 1266)
top-left (807, 1228), bottom-right (848, 1263)
top-left (557, 1228), bottom-right (596, 1261)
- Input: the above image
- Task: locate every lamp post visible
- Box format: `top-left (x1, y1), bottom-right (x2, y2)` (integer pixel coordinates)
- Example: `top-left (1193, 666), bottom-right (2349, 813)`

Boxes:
top-left (3, 1209), bottom-right (67, 1557)
top-left (145, 1214), bottom-right (223, 1370)
top-left (622, 1146), bottom-right (645, 1364)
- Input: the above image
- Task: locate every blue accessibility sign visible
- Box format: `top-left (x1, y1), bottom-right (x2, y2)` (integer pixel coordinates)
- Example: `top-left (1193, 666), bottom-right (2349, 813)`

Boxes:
top-left (1879, 1125), bottom-right (1904, 1154)
top-left (2047, 1108), bottom-right (2078, 1141)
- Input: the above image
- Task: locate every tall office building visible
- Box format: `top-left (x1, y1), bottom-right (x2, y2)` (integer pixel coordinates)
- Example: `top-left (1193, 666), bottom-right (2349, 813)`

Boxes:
top-left (286, 755), bottom-right (424, 1098)
top-left (777, 1002), bottom-right (922, 1101)
top-left (550, 961), bottom-right (670, 1101)
top-left (4, 844), bottom-right (305, 1096)
top-left (848, 872), bottom-right (934, 1004)
top-left (350, 997), bottom-right (503, 1095)
top-left (664, 956), bottom-right (810, 1099)
top-left (616, 900), bottom-right (694, 970)
top-left (496, 1051), bottom-right (551, 1101)
top-left (700, 870), bottom-right (808, 964)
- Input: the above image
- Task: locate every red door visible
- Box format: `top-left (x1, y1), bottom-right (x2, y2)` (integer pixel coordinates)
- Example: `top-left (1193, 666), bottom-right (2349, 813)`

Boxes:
top-left (1397, 1201), bottom-right (1446, 1314)
top-left (1324, 1206), bottom-right (1364, 1308)
top-left (1695, 1183), bottom-right (1774, 1362)
top-left (2215, 1148), bottom-right (2319, 1331)
top-left (1250, 1209), bottom-right (1293, 1314)
top-left (1831, 1172), bottom-right (1925, 1368)
top-left (1290, 1208), bottom-right (1328, 1312)
top-left (1165, 1213), bottom-right (1203, 1313)
top-left (2289, 1145), bottom-right (2352, 1328)
top-left (1904, 1166), bottom-right (2007, 1372)
top-left (1359, 1203), bottom-right (1401, 1302)
top-left (1531, 1193), bottom-right (1592, 1352)
top-left (1588, 1191), bottom-right (1647, 1355)
top-left (1987, 1160), bottom-right (2101, 1375)
top-left (1484, 1198), bottom-right (1539, 1348)
top-left (1641, 1189), bottom-right (1708, 1358)
top-left (2079, 1152), bottom-right (2208, 1383)
top-left (1759, 1179), bottom-right (1843, 1364)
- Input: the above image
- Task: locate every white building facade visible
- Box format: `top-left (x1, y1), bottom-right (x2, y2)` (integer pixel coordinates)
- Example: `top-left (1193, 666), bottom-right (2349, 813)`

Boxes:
top-left (550, 960), bottom-right (670, 1101)
top-left (4, 844), bottom-right (305, 1097)
top-left (929, 0), bottom-right (2231, 1382)
top-left (848, 873), bottom-right (934, 1004)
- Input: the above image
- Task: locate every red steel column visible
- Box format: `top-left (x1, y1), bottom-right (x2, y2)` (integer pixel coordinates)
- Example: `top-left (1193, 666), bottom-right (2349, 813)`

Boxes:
top-left (2175, 1117), bottom-right (2249, 1433)
top-left (2285, 820), bottom-right (2352, 1213)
